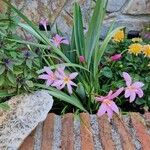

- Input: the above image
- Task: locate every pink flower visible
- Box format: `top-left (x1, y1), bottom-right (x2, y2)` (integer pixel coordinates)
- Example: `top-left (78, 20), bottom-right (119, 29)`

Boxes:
top-left (95, 88), bottom-right (124, 119)
top-left (52, 67), bottom-right (78, 94)
top-left (111, 54), bottom-right (122, 61)
top-left (38, 67), bottom-right (56, 87)
top-left (79, 56), bottom-right (85, 62)
top-left (123, 72), bottom-right (144, 102)
top-left (39, 18), bottom-right (48, 30)
top-left (51, 34), bottom-right (69, 47)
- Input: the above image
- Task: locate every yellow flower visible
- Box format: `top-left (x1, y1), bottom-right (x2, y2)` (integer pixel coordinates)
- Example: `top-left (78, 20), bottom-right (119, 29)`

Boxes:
top-left (143, 45), bottom-right (150, 58)
top-left (132, 38), bottom-right (143, 43)
top-left (112, 30), bottom-right (124, 42)
top-left (128, 43), bottom-right (143, 55)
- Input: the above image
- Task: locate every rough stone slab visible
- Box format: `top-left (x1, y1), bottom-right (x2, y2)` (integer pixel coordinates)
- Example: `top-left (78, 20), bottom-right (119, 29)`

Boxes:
top-left (123, 0), bottom-right (150, 15)
top-left (0, 90), bottom-right (53, 149)
top-left (11, 0), bottom-right (67, 24)
top-left (107, 0), bottom-right (127, 12)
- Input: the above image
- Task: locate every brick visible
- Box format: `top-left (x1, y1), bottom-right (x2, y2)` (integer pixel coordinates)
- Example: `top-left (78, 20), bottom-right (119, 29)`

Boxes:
top-left (19, 130), bottom-right (35, 150)
top-left (113, 115), bottom-right (134, 150)
top-left (41, 113), bottom-right (55, 150)
top-left (61, 113), bottom-right (74, 150)
top-left (131, 112), bottom-right (150, 150)
top-left (98, 114), bottom-right (115, 150)
top-left (80, 113), bottom-right (94, 150)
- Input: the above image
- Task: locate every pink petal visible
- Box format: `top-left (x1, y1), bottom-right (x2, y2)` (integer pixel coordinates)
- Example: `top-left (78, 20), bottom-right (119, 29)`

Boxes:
top-left (51, 80), bottom-right (63, 88)
top-left (129, 91), bottom-right (136, 102)
top-left (61, 39), bottom-right (69, 45)
top-left (136, 89), bottom-right (144, 98)
top-left (123, 72), bottom-right (132, 86)
top-left (60, 83), bottom-right (66, 89)
top-left (69, 81), bottom-right (77, 86)
top-left (95, 96), bottom-right (105, 102)
top-left (125, 89), bottom-right (131, 98)
top-left (44, 67), bottom-right (53, 75)
top-left (55, 66), bottom-right (65, 77)
top-left (69, 72), bottom-right (78, 79)
top-left (55, 71), bottom-right (63, 79)
top-left (97, 103), bottom-right (107, 117)
top-left (111, 54), bottom-right (122, 61)
top-left (46, 79), bottom-right (53, 86)
top-left (55, 34), bottom-right (63, 41)
top-left (106, 90), bottom-right (113, 98)
top-left (38, 74), bottom-right (49, 80)
top-left (106, 107), bottom-right (113, 119)
top-left (67, 83), bottom-right (73, 94)
top-left (132, 82), bottom-right (144, 88)
top-left (109, 101), bottom-right (119, 114)
top-left (109, 87), bottom-right (124, 100)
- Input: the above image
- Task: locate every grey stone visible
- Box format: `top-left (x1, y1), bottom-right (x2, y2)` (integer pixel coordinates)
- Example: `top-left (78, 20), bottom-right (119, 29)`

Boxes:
top-left (74, 116), bottom-right (81, 150)
top-left (52, 115), bottom-right (62, 150)
top-left (90, 115), bottom-right (103, 150)
top-left (111, 121), bottom-right (123, 150)
top-left (107, 0), bottom-right (127, 12)
top-left (123, 0), bottom-right (150, 15)
top-left (0, 90), bottom-right (53, 149)
top-left (34, 122), bottom-right (43, 150)
top-left (122, 116), bottom-right (142, 150)
top-left (100, 17), bottom-right (150, 38)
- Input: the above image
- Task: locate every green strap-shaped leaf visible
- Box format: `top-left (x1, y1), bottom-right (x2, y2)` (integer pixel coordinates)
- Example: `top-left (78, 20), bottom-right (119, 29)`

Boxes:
top-left (35, 83), bottom-right (87, 112)
top-left (85, 0), bottom-right (107, 69)
top-left (93, 26), bottom-right (124, 77)
top-left (73, 3), bottom-right (85, 56)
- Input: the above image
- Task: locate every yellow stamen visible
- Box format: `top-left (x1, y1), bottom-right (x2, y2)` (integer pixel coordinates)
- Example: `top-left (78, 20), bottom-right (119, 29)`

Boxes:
top-left (64, 77), bottom-right (70, 83)
top-left (103, 99), bottom-right (112, 105)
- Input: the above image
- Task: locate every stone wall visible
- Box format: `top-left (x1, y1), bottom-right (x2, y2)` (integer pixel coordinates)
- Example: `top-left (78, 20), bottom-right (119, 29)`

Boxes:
top-left (1, 0), bottom-right (150, 37)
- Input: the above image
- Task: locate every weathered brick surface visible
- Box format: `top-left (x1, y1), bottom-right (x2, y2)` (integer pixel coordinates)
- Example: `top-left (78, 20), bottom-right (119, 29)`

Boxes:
top-left (61, 113), bottom-right (74, 150)
top-left (41, 113), bottom-right (55, 150)
top-left (80, 113), bottom-right (94, 150)
top-left (20, 113), bottom-right (150, 150)
top-left (113, 115), bottom-right (134, 150)
top-left (98, 115), bottom-right (115, 150)
top-left (131, 112), bottom-right (150, 150)
top-left (19, 130), bottom-right (35, 150)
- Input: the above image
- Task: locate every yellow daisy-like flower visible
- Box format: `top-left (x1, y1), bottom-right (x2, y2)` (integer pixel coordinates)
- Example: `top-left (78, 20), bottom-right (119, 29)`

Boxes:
top-left (128, 43), bottom-right (143, 55)
top-left (142, 45), bottom-right (150, 58)
top-left (132, 38), bottom-right (143, 43)
top-left (112, 30), bottom-right (124, 42)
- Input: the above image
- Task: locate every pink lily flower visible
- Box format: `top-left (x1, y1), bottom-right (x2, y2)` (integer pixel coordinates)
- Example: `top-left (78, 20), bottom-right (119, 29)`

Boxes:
top-left (123, 72), bottom-right (144, 102)
top-left (95, 88), bottom-right (124, 119)
top-left (111, 54), bottom-right (122, 61)
top-left (51, 34), bottom-right (69, 47)
top-left (52, 67), bottom-right (78, 94)
top-left (39, 18), bottom-right (48, 30)
top-left (38, 67), bottom-right (58, 87)
top-left (79, 56), bottom-right (85, 62)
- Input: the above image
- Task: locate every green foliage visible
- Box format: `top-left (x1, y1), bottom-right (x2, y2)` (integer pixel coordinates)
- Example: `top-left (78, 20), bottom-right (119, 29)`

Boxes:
top-left (0, 10), bottom-right (41, 109)
top-left (2, 0), bottom-right (148, 115)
